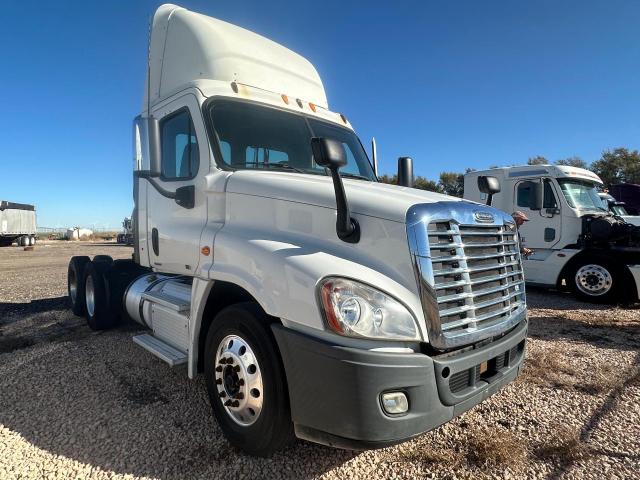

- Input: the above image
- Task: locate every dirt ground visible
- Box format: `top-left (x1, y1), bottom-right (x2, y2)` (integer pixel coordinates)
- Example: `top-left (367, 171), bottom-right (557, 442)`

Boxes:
top-left (0, 241), bottom-right (638, 479)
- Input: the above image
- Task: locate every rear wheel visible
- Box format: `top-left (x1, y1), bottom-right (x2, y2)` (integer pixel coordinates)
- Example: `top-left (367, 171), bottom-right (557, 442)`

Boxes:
top-left (568, 258), bottom-right (621, 303)
top-left (93, 254), bottom-right (113, 264)
top-left (84, 261), bottom-right (118, 330)
top-left (68, 256), bottom-right (91, 315)
top-left (204, 303), bottom-right (292, 456)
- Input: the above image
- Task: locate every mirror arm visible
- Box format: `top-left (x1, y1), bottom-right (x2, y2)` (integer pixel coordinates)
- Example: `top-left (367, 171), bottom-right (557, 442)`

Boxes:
top-left (328, 167), bottom-right (360, 243)
top-left (486, 193), bottom-right (493, 206)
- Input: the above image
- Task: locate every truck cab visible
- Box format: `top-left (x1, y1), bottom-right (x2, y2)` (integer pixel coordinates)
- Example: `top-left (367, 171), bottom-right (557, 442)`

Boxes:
top-left (465, 165), bottom-right (640, 303)
top-left (67, 4), bottom-right (528, 456)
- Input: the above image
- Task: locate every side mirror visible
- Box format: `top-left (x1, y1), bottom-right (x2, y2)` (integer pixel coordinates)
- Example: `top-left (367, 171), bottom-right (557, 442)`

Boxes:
top-left (311, 138), bottom-right (359, 243)
top-left (175, 185), bottom-right (195, 209)
top-left (312, 137), bottom-right (347, 169)
top-left (397, 157), bottom-right (414, 187)
top-left (521, 181), bottom-right (543, 210)
top-left (133, 115), bottom-right (162, 177)
top-left (477, 175), bottom-right (500, 206)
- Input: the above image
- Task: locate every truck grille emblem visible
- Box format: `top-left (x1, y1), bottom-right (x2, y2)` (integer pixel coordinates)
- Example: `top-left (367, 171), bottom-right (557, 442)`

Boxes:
top-left (473, 211), bottom-right (495, 223)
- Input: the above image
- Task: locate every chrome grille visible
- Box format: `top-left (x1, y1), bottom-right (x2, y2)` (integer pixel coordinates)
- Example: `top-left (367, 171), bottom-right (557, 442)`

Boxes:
top-left (428, 222), bottom-right (525, 336)
top-left (406, 201), bottom-right (527, 350)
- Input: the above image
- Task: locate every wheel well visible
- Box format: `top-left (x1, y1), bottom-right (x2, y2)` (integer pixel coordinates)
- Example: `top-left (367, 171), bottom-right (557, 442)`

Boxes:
top-left (557, 250), bottom-right (630, 289)
top-left (197, 281), bottom-right (278, 373)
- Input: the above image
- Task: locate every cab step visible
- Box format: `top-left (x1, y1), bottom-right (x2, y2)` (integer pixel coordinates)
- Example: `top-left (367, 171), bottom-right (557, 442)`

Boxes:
top-left (133, 333), bottom-right (188, 367)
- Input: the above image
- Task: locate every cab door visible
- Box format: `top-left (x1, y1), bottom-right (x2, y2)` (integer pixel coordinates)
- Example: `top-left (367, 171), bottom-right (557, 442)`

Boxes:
top-left (513, 178), bottom-right (562, 251)
top-left (146, 93), bottom-right (208, 274)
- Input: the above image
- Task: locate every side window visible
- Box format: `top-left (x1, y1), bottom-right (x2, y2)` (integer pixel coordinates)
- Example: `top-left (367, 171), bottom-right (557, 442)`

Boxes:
top-left (516, 182), bottom-right (532, 208)
top-left (160, 109), bottom-right (199, 180)
top-left (543, 179), bottom-right (558, 209)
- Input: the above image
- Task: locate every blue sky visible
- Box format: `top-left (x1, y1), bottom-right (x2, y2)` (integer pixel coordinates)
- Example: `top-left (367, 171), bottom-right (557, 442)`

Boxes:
top-left (2, 0), bottom-right (639, 228)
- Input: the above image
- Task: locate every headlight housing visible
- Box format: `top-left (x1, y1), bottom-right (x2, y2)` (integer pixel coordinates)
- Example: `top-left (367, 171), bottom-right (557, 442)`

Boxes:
top-left (318, 277), bottom-right (420, 341)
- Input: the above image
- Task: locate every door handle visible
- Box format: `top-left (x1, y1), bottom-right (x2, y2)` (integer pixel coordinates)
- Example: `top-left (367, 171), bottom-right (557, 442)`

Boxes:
top-left (152, 228), bottom-right (159, 256)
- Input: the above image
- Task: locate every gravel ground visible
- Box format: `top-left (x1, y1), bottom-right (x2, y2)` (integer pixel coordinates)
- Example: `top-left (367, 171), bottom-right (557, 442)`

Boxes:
top-left (1, 241), bottom-right (639, 479)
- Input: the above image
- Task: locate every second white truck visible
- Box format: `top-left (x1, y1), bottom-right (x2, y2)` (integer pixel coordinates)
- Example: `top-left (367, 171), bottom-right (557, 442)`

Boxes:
top-left (465, 165), bottom-right (640, 303)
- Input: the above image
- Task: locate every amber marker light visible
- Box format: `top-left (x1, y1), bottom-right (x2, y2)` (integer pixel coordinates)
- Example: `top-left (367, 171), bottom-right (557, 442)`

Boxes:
top-left (320, 281), bottom-right (345, 335)
top-left (281, 94), bottom-right (289, 104)
top-left (201, 246), bottom-right (211, 256)
top-left (309, 102), bottom-right (317, 112)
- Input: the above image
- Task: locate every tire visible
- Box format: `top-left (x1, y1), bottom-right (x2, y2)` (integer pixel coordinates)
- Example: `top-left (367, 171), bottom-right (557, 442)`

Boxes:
top-left (204, 303), bottom-right (293, 456)
top-left (93, 255), bottom-right (114, 264)
top-left (31, 236), bottom-right (36, 245)
top-left (68, 256), bottom-right (91, 316)
top-left (568, 257), bottom-right (621, 303)
top-left (83, 261), bottom-right (118, 330)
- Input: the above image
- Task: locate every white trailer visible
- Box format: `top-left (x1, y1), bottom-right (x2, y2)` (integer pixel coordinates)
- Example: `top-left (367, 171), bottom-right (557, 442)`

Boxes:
top-left (0, 201), bottom-right (37, 247)
top-left (67, 4), bottom-right (528, 456)
top-left (464, 165), bottom-right (640, 303)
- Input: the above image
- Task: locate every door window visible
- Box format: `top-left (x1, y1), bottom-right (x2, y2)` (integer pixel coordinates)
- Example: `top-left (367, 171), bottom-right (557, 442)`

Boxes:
top-left (516, 182), bottom-right (532, 208)
top-left (160, 109), bottom-right (199, 180)
top-left (543, 180), bottom-right (558, 209)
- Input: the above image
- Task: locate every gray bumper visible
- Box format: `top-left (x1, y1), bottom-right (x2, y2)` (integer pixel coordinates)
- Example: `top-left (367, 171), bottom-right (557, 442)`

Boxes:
top-left (272, 318), bottom-right (527, 449)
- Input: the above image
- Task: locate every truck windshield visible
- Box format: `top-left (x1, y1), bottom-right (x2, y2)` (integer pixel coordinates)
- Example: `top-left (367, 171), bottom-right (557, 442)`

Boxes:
top-left (206, 99), bottom-right (376, 181)
top-left (558, 179), bottom-right (607, 212)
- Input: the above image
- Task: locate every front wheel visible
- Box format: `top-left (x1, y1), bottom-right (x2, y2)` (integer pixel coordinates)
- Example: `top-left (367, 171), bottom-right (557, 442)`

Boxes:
top-left (204, 303), bottom-right (293, 456)
top-left (568, 259), bottom-right (620, 303)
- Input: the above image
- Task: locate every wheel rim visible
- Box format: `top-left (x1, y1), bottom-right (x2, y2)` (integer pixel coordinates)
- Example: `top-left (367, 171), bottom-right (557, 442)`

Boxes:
top-left (69, 269), bottom-right (78, 303)
top-left (575, 264), bottom-right (612, 296)
top-left (85, 274), bottom-right (95, 317)
top-left (214, 334), bottom-right (264, 426)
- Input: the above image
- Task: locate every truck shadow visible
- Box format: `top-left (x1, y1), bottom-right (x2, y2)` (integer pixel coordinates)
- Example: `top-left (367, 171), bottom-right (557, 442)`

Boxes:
top-left (0, 309), bottom-right (357, 479)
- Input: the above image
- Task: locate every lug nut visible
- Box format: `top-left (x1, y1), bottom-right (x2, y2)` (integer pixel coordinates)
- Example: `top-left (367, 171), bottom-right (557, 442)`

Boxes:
top-left (231, 400), bottom-right (240, 407)
top-left (235, 392), bottom-right (244, 400)
top-left (233, 365), bottom-right (241, 372)
top-left (219, 391), bottom-right (226, 398)
top-left (215, 378), bottom-right (222, 385)
top-left (238, 379), bottom-right (245, 386)
top-left (215, 366), bottom-right (223, 372)
top-left (224, 400), bottom-right (232, 406)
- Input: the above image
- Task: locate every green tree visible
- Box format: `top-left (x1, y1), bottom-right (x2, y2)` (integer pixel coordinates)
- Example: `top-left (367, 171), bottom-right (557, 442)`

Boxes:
top-left (377, 174), bottom-right (397, 185)
top-left (414, 176), bottom-right (441, 192)
top-left (378, 173), bottom-right (441, 192)
top-left (438, 171), bottom-right (464, 197)
top-left (591, 148), bottom-right (640, 186)
top-left (527, 156), bottom-right (549, 165)
top-left (555, 156), bottom-right (588, 169)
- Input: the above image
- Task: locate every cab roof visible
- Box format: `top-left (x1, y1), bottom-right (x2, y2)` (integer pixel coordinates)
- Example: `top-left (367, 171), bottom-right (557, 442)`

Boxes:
top-left (144, 4), bottom-right (328, 111)
top-left (466, 164), bottom-right (603, 184)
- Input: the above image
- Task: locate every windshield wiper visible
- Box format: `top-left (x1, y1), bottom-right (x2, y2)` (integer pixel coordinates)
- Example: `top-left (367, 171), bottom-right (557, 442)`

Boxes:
top-left (254, 162), bottom-right (306, 173)
top-left (339, 172), bottom-right (372, 181)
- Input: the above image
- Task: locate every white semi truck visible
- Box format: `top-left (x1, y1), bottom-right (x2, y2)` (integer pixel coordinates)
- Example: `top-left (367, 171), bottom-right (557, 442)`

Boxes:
top-left (0, 200), bottom-right (37, 247)
top-left (67, 4), bottom-right (527, 456)
top-left (464, 165), bottom-right (640, 303)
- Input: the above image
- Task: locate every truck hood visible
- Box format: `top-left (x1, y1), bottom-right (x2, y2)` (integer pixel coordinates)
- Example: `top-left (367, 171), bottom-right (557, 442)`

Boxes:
top-left (226, 171), bottom-right (463, 223)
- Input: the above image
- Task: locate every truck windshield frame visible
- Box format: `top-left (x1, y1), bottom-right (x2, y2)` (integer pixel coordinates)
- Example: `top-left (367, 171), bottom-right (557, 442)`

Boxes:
top-left (203, 97), bottom-right (377, 181)
top-left (557, 178), bottom-right (607, 212)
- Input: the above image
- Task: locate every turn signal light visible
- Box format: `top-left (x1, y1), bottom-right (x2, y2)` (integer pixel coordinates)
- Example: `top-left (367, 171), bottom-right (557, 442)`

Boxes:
top-left (201, 246), bottom-right (211, 256)
top-left (281, 94), bottom-right (289, 104)
top-left (309, 103), bottom-right (317, 112)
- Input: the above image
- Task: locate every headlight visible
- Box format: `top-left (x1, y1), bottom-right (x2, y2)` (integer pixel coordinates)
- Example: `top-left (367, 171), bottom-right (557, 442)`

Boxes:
top-left (318, 277), bottom-right (420, 341)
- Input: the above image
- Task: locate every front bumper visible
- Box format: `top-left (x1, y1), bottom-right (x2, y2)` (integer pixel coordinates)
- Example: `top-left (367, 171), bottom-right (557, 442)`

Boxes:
top-left (272, 316), bottom-right (527, 449)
